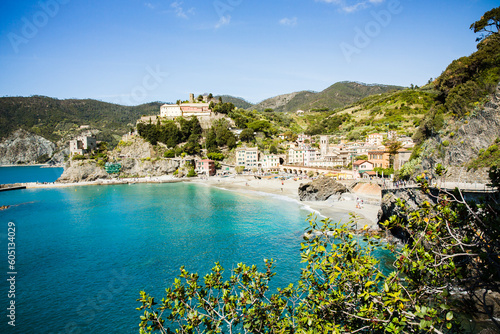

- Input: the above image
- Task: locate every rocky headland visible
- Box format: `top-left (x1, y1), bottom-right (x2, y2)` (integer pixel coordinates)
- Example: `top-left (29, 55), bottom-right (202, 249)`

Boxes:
top-left (0, 129), bottom-right (57, 165)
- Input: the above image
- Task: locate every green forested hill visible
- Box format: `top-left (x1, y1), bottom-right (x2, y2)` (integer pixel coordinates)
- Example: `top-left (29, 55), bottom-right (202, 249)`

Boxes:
top-left (0, 96), bottom-right (161, 146)
top-left (215, 95), bottom-right (253, 109)
top-left (253, 81), bottom-right (404, 112)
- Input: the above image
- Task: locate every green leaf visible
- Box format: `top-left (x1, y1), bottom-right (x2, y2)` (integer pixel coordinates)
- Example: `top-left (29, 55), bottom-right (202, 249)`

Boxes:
top-left (446, 311), bottom-right (453, 321)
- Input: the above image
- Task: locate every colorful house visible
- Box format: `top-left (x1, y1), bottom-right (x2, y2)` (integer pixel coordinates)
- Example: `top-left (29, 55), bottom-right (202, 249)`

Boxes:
top-left (196, 159), bottom-right (216, 176)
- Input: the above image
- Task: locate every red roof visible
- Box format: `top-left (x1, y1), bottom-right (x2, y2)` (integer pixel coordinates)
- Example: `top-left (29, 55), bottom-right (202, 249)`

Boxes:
top-left (353, 160), bottom-right (368, 166)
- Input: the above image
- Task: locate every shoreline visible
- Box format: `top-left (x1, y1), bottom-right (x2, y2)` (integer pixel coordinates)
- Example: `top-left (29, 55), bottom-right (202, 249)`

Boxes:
top-left (188, 175), bottom-right (381, 231)
top-left (11, 174), bottom-right (381, 231)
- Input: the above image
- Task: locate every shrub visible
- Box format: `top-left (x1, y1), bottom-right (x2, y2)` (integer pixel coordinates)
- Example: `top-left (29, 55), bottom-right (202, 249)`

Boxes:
top-left (186, 168), bottom-right (197, 177)
top-left (164, 150), bottom-right (175, 158)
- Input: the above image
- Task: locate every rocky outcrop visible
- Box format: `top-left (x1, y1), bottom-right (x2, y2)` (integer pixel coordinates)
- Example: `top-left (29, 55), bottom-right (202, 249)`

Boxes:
top-left (377, 188), bottom-right (437, 224)
top-left (58, 160), bottom-right (110, 183)
top-left (0, 129), bottom-right (56, 165)
top-left (58, 135), bottom-right (182, 183)
top-left (58, 158), bottom-right (181, 183)
top-left (120, 158), bottom-right (180, 177)
top-left (418, 84), bottom-right (500, 183)
top-left (298, 176), bottom-right (349, 201)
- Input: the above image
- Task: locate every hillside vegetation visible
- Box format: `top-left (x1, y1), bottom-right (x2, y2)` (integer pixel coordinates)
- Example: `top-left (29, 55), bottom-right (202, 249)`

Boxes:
top-left (252, 81), bottom-right (404, 113)
top-left (0, 96), bottom-right (161, 147)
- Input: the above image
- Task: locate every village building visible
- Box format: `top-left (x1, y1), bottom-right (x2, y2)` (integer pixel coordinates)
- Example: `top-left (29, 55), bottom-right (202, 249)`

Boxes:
top-left (353, 160), bottom-right (374, 173)
top-left (235, 147), bottom-right (259, 169)
top-left (258, 154), bottom-right (281, 172)
top-left (387, 130), bottom-right (397, 140)
top-left (196, 159), bottom-right (216, 176)
top-left (368, 149), bottom-right (390, 169)
top-left (69, 136), bottom-right (97, 156)
top-left (303, 148), bottom-right (319, 166)
top-left (160, 103), bottom-right (211, 118)
top-left (288, 147), bottom-right (305, 165)
top-left (366, 133), bottom-right (384, 146)
top-left (297, 134), bottom-right (312, 144)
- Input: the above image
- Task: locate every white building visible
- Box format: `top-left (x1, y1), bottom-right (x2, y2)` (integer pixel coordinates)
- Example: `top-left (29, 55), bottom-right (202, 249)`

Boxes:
top-left (366, 133), bottom-right (384, 146)
top-left (70, 136), bottom-right (97, 156)
top-left (288, 148), bottom-right (304, 165)
top-left (235, 147), bottom-right (260, 169)
top-left (160, 103), bottom-right (211, 118)
top-left (258, 154), bottom-right (281, 172)
top-left (319, 135), bottom-right (330, 157)
top-left (303, 148), bottom-right (319, 166)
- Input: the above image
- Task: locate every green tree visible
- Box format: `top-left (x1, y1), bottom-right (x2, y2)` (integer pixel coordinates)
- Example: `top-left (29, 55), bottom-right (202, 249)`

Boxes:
top-left (205, 128), bottom-right (218, 152)
top-left (386, 141), bottom-right (403, 169)
top-left (226, 136), bottom-right (237, 149)
top-left (470, 6), bottom-right (500, 42)
top-left (269, 144), bottom-right (278, 155)
top-left (239, 128), bottom-right (255, 143)
top-left (207, 152), bottom-right (224, 161)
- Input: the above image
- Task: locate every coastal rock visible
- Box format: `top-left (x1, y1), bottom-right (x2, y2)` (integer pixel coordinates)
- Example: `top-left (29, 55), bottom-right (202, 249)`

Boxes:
top-left (58, 160), bottom-right (110, 183)
top-left (0, 129), bottom-right (56, 165)
top-left (298, 176), bottom-right (349, 201)
top-left (418, 84), bottom-right (500, 183)
top-left (120, 158), bottom-right (180, 177)
top-left (48, 148), bottom-right (70, 166)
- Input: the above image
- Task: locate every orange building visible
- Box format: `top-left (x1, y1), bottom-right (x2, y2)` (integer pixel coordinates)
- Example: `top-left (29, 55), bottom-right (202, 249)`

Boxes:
top-left (368, 150), bottom-right (390, 169)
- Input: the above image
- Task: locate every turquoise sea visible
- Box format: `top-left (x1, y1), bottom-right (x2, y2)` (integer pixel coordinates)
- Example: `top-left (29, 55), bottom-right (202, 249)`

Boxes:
top-left (0, 168), bottom-right (392, 333)
top-left (0, 166), bottom-right (64, 184)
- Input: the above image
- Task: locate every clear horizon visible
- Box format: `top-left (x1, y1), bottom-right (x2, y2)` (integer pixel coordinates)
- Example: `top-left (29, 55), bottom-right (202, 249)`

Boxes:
top-left (0, 0), bottom-right (497, 105)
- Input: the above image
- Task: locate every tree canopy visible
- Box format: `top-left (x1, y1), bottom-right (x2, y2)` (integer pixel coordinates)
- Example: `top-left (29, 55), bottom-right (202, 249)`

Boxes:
top-left (470, 6), bottom-right (500, 41)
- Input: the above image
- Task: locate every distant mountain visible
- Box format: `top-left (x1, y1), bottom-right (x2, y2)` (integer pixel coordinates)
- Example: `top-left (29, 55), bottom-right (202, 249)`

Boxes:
top-left (215, 95), bottom-right (253, 109)
top-left (253, 81), bottom-right (404, 112)
top-left (253, 91), bottom-right (314, 112)
top-left (0, 96), bottom-right (161, 147)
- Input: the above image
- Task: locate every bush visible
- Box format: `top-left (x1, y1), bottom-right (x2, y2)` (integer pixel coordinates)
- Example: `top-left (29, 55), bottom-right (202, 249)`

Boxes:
top-left (164, 150), bottom-right (175, 158)
top-left (186, 168), bottom-right (197, 177)
top-left (71, 154), bottom-right (86, 160)
top-left (207, 152), bottom-right (224, 161)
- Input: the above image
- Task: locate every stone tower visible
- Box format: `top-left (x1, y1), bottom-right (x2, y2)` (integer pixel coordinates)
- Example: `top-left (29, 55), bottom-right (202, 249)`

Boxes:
top-left (189, 93), bottom-right (195, 103)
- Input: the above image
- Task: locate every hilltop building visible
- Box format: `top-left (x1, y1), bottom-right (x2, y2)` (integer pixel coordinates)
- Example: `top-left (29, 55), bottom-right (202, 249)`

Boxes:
top-left (69, 136), bottom-right (97, 156)
top-left (160, 103), bottom-right (211, 118)
top-left (159, 93), bottom-right (218, 118)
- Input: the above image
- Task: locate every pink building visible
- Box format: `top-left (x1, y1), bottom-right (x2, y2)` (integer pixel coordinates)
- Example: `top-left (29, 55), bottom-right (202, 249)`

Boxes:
top-left (196, 159), bottom-right (216, 176)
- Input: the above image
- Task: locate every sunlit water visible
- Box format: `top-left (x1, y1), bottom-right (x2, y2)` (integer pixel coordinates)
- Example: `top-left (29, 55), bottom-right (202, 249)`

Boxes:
top-left (0, 166), bottom-right (64, 184)
top-left (0, 172), bottom-right (393, 333)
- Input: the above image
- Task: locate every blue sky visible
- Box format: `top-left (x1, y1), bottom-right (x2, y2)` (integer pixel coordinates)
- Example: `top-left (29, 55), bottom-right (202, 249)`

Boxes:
top-left (0, 0), bottom-right (497, 105)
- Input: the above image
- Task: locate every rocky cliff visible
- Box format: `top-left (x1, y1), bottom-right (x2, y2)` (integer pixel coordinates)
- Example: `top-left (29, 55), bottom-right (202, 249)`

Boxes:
top-left (417, 84), bottom-right (500, 183)
top-left (0, 129), bottom-right (56, 165)
top-left (298, 176), bottom-right (349, 201)
top-left (58, 135), bottom-right (181, 183)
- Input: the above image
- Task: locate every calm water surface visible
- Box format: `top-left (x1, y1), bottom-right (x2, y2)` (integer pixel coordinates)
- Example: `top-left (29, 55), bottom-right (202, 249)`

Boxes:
top-left (0, 166), bottom-right (64, 184)
top-left (0, 182), bottom-right (327, 333)
top-left (0, 171), bottom-right (393, 333)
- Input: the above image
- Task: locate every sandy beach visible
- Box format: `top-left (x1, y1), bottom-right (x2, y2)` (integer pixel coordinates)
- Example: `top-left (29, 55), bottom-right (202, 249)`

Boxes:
top-left (190, 175), bottom-right (382, 231)
top-left (19, 174), bottom-right (382, 231)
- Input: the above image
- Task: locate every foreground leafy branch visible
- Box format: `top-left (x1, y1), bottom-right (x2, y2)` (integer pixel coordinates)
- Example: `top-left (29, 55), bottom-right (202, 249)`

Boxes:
top-left (138, 216), bottom-right (458, 333)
